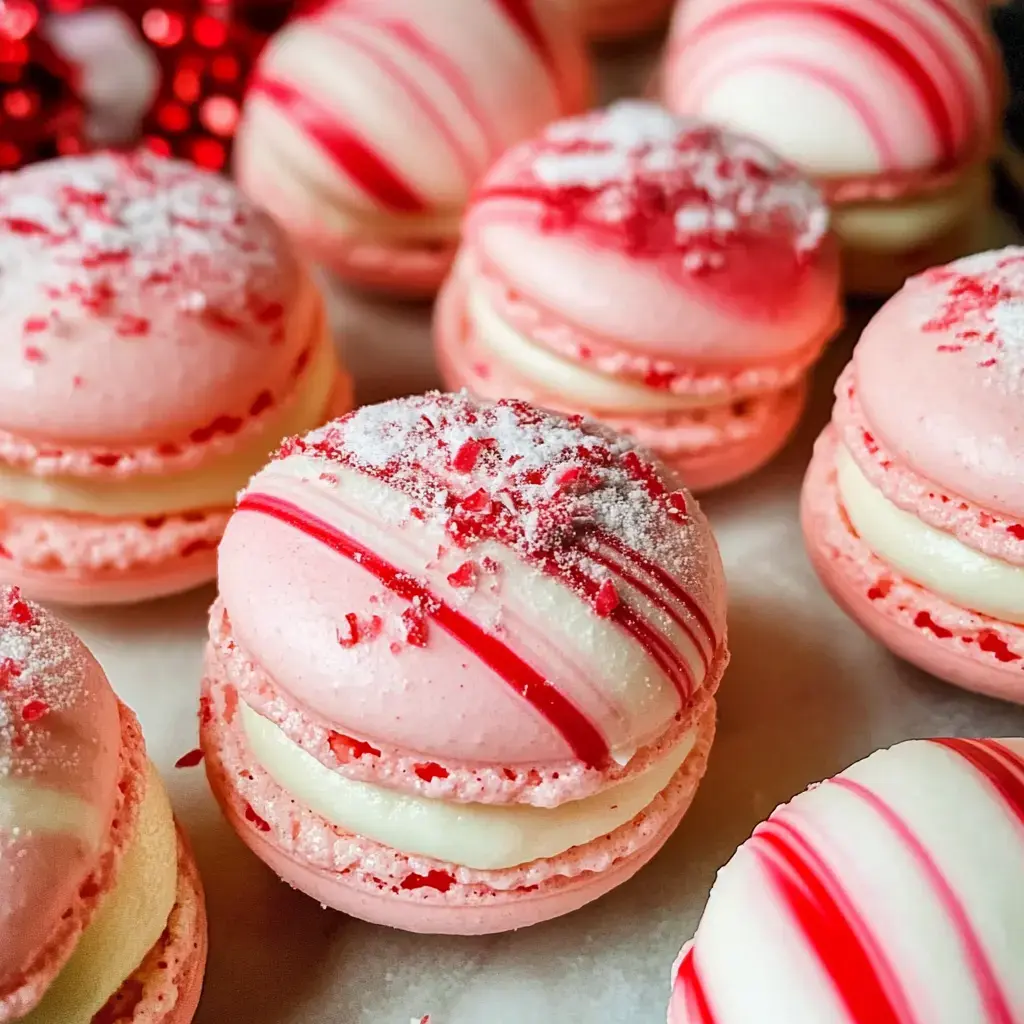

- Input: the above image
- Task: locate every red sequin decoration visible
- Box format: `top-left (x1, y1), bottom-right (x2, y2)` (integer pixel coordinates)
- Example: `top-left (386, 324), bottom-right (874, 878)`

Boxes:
top-left (0, 0), bottom-right (84, 170)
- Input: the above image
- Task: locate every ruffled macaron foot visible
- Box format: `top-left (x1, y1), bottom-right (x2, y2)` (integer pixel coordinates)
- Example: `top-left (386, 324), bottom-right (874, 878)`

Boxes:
top-left (803, 428), bottom-right (1024, 703)
top-left (202, 392), bottom-right (729, 933)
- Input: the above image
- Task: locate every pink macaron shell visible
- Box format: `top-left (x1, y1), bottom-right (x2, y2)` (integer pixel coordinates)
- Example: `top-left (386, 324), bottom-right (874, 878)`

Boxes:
top-left (435, 270), bottom-right (808, 492)
top-left (94, 829), bottom-right (208, 1024)
top-left (461, 104), bottom-right (839, 377)
top-left (201, 668), bottom-right (715, 935)
top-left (217, 396), bottom-right (726, 771)
top-left (852, 249), bottom-right (1024, 520)
top-left (1, 678), bottom-right (147, 1018)
top-left (0, 152), bottom-right (311, 450)
top-left (802, 428), bottom-right (1024, 702)
top-left (583, 0), bottom-right (673, 40)
top-left (833, 365), bottom-right (1024, 568)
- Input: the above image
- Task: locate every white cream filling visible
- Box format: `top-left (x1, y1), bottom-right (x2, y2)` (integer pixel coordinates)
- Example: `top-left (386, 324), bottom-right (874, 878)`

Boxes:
top-left (22, 764), bottom-right (178, 1024)
top-left (466, 283), bottom-right (717, 413)
top-left (0, 334), bottom-right (338, 518)
top-left (836, 444), bottom-right (1024, 624)
top-left (241, 701), bottom-right (695, 871)
top-left (834, 166), bottom-right (988, 251)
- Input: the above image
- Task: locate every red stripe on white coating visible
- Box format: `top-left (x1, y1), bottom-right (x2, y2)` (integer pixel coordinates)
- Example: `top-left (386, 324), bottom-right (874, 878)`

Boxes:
top-left (753, 816), bottom-right (917, 1024)
top-left (586, 544), bottom-right (711, 675)
top-left (674, 946), bottom-right (719, 1024)
top-left (932, 738), bottom-right (1024, 830)
top-left (595, 530), bottom-right (719, 654)
top-left (493, 0), bottom-right (557, 74)
top-left (238, 491), bottom-right (611, 767)
top-left (686, 1), bottom-right (959, 163)
top-left (315, 22), bottom-right (480, 187)
top-left (832, 775), bottom-right (1017, 1024)
top-left (248, 75), bottom-right (428, 213)
top-left (344, 12), bottom-right (505, 161)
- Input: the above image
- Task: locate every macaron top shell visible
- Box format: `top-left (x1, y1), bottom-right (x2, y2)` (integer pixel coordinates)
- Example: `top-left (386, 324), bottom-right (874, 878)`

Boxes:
top-left (853, 247), bottom-right (1024, 520)
top-left (464, 101), bottom-right (838, 369)
top-left (665, 0), bottom-right (1002, 185)
top-left (0, 151), bottom-right (309, 448)
top-left (0, 586), bottom-right (119, 1003)
top-left (219, 393), bottom-right (726, 771)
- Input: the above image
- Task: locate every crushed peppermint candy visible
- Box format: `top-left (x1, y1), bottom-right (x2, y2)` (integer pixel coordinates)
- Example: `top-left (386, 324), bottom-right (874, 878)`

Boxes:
top-left (273, 393), bottom-right (720, 633)
top-left (472, 100), bottom-right (829, 270)
top-left (921, 247), bottom-right (1024, 392)
top-left (0, 150), bottom-right (292, 342)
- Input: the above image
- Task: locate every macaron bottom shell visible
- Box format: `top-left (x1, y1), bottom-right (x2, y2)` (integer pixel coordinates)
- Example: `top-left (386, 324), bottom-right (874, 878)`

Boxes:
top-left (833, 166), bottom-right (992, 297)
top-left (435, 279), bottom-right (807, 493)
top-left (802, 428), bottom-right (1024, 703)
top-left (92, 829), bottom-right (208, 1024)
top-left (200, 671), bottom-right (717, 935)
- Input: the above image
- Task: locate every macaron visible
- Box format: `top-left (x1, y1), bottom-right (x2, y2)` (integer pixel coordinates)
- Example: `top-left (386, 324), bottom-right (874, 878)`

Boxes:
top-left (236, 0), bottom-right (593, 297)
top-left (662, 0), bottom-right (1004, 296)
top-left (669, 737), bottom-right (1024, 1023)
top-left (435, 101), bottom-right (841, 494)
top-left (201, 392), bottom-right (729, 934)
top-left (802, 247), bottom-right (1024, 703)
top-left (581, 0), bottom-right (673, 41)
top-left (0, 150), bottom-right (350, 606)
top-left (0, 585), bottom-right (207, 1023)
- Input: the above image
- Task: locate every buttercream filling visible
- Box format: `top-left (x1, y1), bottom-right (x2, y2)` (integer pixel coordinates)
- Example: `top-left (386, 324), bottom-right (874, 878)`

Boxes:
top-left (240, 700), bottom-right (696, 871)
top-left (836, 445), bottom-right (1024, 624)
top-left (832, 165), bottom-right (988, 251)
top-left (21, 764), bottom-right (178, 1024)
top-left (466, 283), bottom-right (729, 413)
top-left (0, 335), bottom-right (338, 518)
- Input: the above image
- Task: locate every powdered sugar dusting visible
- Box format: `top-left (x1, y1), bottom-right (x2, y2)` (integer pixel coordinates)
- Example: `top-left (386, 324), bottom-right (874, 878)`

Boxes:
top-left (274, 392), bottom-right (722, 634)
top-left (0, 150), bottom-right (293, 344)
top-left (0, 587), bottom-right (88, 780)
top-left (920, 246), bottom-right (1024, 393)
top-left (477, 101), bottom-right (829, 270)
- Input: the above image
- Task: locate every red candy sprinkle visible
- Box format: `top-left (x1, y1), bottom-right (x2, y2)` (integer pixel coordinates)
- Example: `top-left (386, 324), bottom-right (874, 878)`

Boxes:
top-left (452, 438), bottom-right (483, 473)
top-left (0, 658), bottom-right (21, 689)
top-left (244, 803), bottom-right (271, 832)
top-left (459, 489), bottom-right (492, 513)
top-left (8, 596), bottom-right (35, 625)
top-left (446, 562), bottom-right (478, 589)
top-left (175, 748), bottom-right (205, 768)
top-left (23, 317), bottom-right (47, 333)
top-left (668, 491), bottom-right (688, 517)
top-left (414, 762), bottom-right (450, 783)
top-left (914, 611), bottom-right (953, 639)
top-left (336, 612), bottom-right (360, 648)
top-left (402, 607), bottom-right (429, 648)
top-left (23, 345), bottom-right (46, 363)
top-left (21, 699), bottom-right (49, 722)
top-left (400, 870), bottom-right (455, 893)
top-left (977, 630), bottom-right (1022, 664)
top-left (328, 732), bottom-right (381, 762)
top-left (1009, 525), bottom-right (1024, 541)
top-left (595, 578), bottom-right (620, 617)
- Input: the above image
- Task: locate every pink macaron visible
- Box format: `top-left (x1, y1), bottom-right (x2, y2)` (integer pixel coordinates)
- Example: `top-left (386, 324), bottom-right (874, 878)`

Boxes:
top-left (236, 0), bottom-right (592, 297)
top-left (0, 585), bottom-right (207, 1024)
top-left (669, 736), bottom-right (1024, 1022)
top-left (662, 0), bottom-right (1004, 296)
top-left (581, 0), bottom-right (674, 41)
top-left (0, 150), bottom-right (350, 606)
top-left (803, 246), bottom-right (1024, 703)
top-left (201, 392), bottom-right (729, 934)
top-left (436, 101), bottom-right (842, 493)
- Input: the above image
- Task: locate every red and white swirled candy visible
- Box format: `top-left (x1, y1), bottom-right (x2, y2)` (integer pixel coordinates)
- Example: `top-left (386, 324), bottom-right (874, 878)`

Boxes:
top-left (240, 0), bottom-right (590, 220)
top-left (670, 737), bottom-right (1024, 1024)
top-left (663, 0), bottom-right (1002, 183)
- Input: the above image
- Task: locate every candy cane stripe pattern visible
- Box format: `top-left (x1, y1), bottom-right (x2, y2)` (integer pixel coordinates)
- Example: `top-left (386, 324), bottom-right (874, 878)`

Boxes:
top-left (202, 392), bottom-right (729, 934)
top-left (237, 0), bottom-right (592, 297)
top-left (668, 738), bottom-right (1024, 1024)
top-left (662, 0), bottom-right (1004, 295)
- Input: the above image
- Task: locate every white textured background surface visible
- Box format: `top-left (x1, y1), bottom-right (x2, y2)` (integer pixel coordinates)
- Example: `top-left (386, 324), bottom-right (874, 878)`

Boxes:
top-left (47, 33), bottom-right (1024, 1024)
